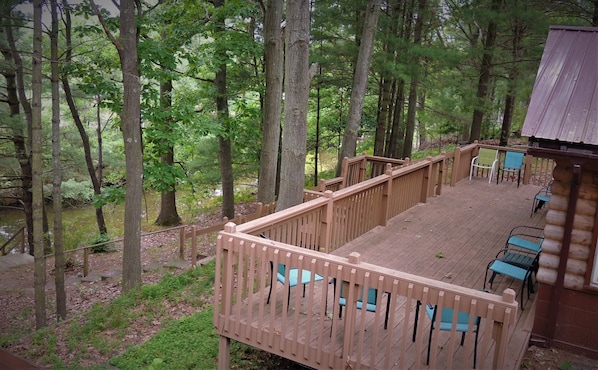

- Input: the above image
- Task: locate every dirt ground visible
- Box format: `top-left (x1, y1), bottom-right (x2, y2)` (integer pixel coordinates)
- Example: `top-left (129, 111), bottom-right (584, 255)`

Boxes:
top-left (520, 345), bottom-right (598, 370)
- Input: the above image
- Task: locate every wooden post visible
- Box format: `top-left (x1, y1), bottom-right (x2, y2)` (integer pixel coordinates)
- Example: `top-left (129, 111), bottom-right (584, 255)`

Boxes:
top-left (20, 227), bottom-right (25, 253)
top-left (380, 164), bottom-right (392, 227)
top-left (340, 157), bottom-right (349, 189)
top-left (319, 191), bottom-right (334, 253)
top-left (191, 225), bottom-right (197, 267)
top-left (342, 253), bottom-right (362, 364)
top-left (437, 154), bottom-right (445, 195)
top-left (179, 226), bottom-right (185, 260)
top-left (523, 154), bottom-right (533, 185)
top-left (359, 156), bottom-right (367, 183)
top-left (492, 288), bottom-right (516, 369)
top-left (218, 335), bottom-right (231, 369)
top-left (421, 157), bottom-right (433, 203)
top-left (451, 146), bottom-right (461, 187)
top-left (83, 248), bottom-right (89, 277)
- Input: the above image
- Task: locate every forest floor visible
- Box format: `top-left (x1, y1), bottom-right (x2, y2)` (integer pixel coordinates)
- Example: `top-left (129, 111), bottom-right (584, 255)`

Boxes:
top-left (1, 201), bottom-right (598, 369)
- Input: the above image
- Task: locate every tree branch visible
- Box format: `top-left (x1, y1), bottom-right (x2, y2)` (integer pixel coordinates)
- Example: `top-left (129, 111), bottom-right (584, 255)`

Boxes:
top-left (89, 0), bottom-right (121, 50)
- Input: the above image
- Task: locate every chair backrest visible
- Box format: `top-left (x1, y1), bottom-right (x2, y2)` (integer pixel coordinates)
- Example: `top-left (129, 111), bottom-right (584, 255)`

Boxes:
top-left (339, 281), bottom-right (378, 305)
top-left (476, 148), bottom-right (498, 166)
top-left (276, 263), bottom-right (286, 276)
top-left (504, 151), bottom-right (524, 169)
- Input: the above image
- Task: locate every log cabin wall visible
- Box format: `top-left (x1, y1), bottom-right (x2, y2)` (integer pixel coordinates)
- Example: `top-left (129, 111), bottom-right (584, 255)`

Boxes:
top-left (533, 159), bottom-right (598, 358)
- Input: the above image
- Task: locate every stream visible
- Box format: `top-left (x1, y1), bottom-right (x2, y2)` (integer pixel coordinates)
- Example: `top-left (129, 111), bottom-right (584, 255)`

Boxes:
top-left (0, 192), bottom-right (166, 250)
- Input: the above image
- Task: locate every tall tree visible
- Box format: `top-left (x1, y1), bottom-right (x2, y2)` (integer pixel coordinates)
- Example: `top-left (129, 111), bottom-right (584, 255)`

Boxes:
top-left (257, 0), bottom-right (283, 204)
top-left (402, 0), bottom-right (426, 159)
top-left (153, 77), bottom-right (182, 226)
top-left (276, 0), bottom-right (311, 210)
top-left (62, 2), bottom-right (109, 236)
top-left (51, 0), bottom-right (66, 321)
top-left (336, 0), bottom-right (381, 175)
top-left (31, 0), bottom-right (46, 329)
top-left (91, 0), bottom-right (144, 293)
top-left (212, 0), bottom-right (235, 219)
top-left (469, 0), bottom-right (500, 142)
top-left (1, 9), bottom-right (34, 254)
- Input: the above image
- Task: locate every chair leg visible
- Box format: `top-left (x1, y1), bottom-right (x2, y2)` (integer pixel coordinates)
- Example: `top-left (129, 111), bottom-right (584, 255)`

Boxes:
top-left (267, 262), bottom-right (274, 304)
top-left (472, 321), bottom-right (480, 369)
top-left (426, 305), bottom-right (438, 365)
top-left (517, 169), bottom-right (521, 188)
top-left (384, 293), bottom-right (391, 330)
top-left (412, 300), bottom-right (421, 342)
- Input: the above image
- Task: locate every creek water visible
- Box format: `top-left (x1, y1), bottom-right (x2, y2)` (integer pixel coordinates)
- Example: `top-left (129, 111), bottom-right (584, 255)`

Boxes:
top-left (0, 192), bottom-right (166, 250)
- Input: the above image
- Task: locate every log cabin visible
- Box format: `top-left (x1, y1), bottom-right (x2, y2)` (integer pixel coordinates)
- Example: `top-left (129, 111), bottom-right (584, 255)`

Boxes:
top-left (522, 25), bottom-right (598, 358)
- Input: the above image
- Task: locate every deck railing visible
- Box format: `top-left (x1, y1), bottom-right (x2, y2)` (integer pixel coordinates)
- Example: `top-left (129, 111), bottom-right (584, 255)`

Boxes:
top-left (214, 225), bottom-right (519, 369)
top-left (215, 143), bottom-right (554, 369)
top-left (0, 227), bottom-right (25, 255)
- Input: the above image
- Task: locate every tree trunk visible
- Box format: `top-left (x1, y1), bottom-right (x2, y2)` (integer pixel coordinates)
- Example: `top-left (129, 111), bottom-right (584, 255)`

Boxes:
top-left (336, 0), bottom-right (381, 176)
top-left (116, 0), bottom-right (143, 293)
top-left (402, 0), bottom-right (426, 159)
top-left (469, 0), bottom-right (500, 142)
top-left (62, 5), bottom-right (108, 236)
top-left (51, 0), bottom-right (66, 321)
top-left (258, 0), bottom-right (283, 204)
top-left (388, 78), bottom-right (405, 159)
top-left (500, 15), bottom-right (524, 146)
top-left (213, 0), bottom-right (235, 219)
top-left (276, 0), bottom-right (311, 211)
top-left (155, 79), bottom-right (182, 226)
top-left (32, 0), bottom-right (46, 329)
top-left (3, 15), bottom-right (34, 254)
top-left (374, 77), bottom-right (391, 156)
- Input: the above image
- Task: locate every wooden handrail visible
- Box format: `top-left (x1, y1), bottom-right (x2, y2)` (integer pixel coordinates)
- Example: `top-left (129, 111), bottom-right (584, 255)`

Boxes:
top-left (1, 227), bottom-right (25, 255)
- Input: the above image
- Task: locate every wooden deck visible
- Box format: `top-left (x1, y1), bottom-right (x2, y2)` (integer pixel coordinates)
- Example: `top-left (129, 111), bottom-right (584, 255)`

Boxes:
top-left (325, 177), bottom-right (546, 369)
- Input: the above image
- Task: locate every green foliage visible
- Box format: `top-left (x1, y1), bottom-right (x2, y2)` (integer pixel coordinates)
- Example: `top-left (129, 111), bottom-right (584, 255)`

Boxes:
top-left (92, 186), bottom-right (125, 209)
top-left (110, 309), bottom-right (219, 369)
top-left (558, 362), bottom-right (573, 370)
top-left (89, 233), bottom-right (112, 254)
top-left (45, 179), bottom-right (95, 206)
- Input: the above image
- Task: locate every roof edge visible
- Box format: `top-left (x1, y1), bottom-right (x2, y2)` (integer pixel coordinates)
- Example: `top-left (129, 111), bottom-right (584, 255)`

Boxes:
top-left (549, 25), bottom-right (598, 32)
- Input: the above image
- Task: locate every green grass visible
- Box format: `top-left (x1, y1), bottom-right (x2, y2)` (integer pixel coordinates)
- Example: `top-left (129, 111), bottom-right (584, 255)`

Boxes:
top-left (109, 309), bottom-right (219, 369)
top-left (6, 260), bottom-right (291, 369)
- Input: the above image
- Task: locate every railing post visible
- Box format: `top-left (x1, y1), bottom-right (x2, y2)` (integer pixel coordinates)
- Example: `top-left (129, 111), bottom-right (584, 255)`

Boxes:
top-left (421, 157), bottom-right (433, 203)
top-left (492, 288), bottom-right (517, 369)
top-left (523, 153), bottom-right (533, 185)
top-left (191, 225), bottom-right (197, 267)
top-left (437, 154), bottom-right (445, 195)
top-left (83, 248), bottom-right (89, 277)
top-left (451, 146), bottom-right (461, 187)
top-left (360, 156), bottom-right (367, 182)
top-left (380, 164), bottom-right (392, 227)
top-left (179, 226), bottom-right (185, 260)
top-left (342, 253), bottom-right (362, 364)
top-left (319, 191), bottom-right (334, 253)
top-left (340, 157), bottom-right (349, 189)
top-left (20, 227), bottom-right (25, 253)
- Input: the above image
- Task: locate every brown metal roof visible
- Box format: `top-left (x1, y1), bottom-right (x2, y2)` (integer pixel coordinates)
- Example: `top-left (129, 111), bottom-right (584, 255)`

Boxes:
top-left (522, 26), bottom-right (598, 146)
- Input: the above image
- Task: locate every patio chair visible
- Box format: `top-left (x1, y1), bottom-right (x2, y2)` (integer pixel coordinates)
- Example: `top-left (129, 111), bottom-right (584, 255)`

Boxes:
top-left (485, 226), bottom-right (543, 309)
top-left (412, 300), bottom-right (481, 368)
top-left (483, 251), bottom-right (539, 310)
top-left (496, 151), bottom-right (525, 187)
top-left (469, 148), bottom-right (498, 183)
top-left (266, 262), bottom-right (324, 306)
top-left (531, 180), bottom-right (553, 217)
top-left (503, 225), bottom-right (544, 258)
top-left (330, 278), bottom-right (390, 333)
